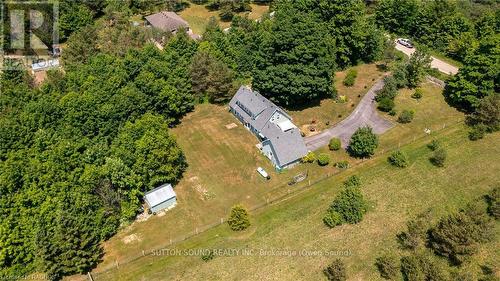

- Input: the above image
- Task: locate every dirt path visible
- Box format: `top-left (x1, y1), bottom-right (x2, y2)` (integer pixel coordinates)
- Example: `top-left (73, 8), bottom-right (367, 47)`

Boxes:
top-left (395, 43), bottom-right (459, 75)
top-left (304, 78), bottom-right (394, 150)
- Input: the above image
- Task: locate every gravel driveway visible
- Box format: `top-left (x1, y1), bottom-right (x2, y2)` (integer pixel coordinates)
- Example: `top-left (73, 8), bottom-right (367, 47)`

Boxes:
top-left (395, 43), bottom-right (459, 75)
top-left (304, 79), bottom-right (394, 150)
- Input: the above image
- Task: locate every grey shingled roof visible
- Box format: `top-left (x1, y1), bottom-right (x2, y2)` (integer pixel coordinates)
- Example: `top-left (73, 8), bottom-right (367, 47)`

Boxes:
top-left (229, 86), bottom-right (292, 131)
top-left (144, 183), bottom-right (176, 208)
top-left (230, 86), bottom-right (273, 118)
top-left (261, 123), bottom-right (308, 166)
top-left (145, 11), bottom-right (189, 32)
top-left (229, 86), bottom-right (308, 167)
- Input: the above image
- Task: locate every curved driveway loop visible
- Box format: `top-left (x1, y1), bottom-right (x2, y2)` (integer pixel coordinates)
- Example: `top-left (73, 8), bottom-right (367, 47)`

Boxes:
top-left (304, 79), bottom-right (394, 150)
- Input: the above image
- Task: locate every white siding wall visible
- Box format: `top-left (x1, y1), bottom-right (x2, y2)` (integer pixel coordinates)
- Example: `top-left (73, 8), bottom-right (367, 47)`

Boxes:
top-left (261, 141), bottom-right (278, 167)
top-left (151, 197), bottom-right (177, 213)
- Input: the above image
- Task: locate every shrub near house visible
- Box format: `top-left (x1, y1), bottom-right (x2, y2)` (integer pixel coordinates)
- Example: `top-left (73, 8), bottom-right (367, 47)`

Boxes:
top-left (329, 138), bottom-right (341, 151)
top-left (348, 126), bottom-right (379, 158)
top-left (318, 153), bottom-right (330, 166)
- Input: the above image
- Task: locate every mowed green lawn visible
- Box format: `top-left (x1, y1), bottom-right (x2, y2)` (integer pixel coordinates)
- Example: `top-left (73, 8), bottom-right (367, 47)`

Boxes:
top-left (91, 77), bottom-right (466, 276)
top-left (96, 104), bottom-right (309, 271)
top-left (93, 125), bottom-right (500, 281)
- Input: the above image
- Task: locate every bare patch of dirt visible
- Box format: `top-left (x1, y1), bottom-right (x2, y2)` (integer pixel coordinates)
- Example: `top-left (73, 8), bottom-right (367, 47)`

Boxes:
top-left (122, 233), bottom-right (142, 244)
top-left (225, 123), bottom-right (238, 129)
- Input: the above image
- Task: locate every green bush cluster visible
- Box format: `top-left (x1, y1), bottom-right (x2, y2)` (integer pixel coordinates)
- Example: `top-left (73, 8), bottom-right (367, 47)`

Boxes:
top-left (323, 176), bottom-right (366, 228)
top-left (388, 150), bottom-right (410, 168)
top-left (377, 97), bottom-right (395, 112)
top-left (324, 259), bottom-right (347, 281)
top-left (398, 110), bottom-right (415, 123)
top-left (429, 203), bottom-right (495, 265)
top-left (465, 95), bottom-right (500, 140)
top-left (486, 186), bottom-right (500, 219)
top-left (376, 76), bottom-right (398, 101)
top-left (376, 192), bottom-right (498, 280)
top-left (430, 148), bottom-right (447, 167)
top-left (318, 153), bottom-right (331, 166)
top-left (323, 211), bottom-right (343, 228)
top-left (348, 127), bottom-right (379, 158)
top-left (343, 175), bottom-right (361, 189)
top-left (302, 151), bottom-right (317, 163)
top-left (375, 255), bottom-right (400, 280)
top-left (427, 139), bottom-right (441, 151)
top-left (334, 161), bottom-right (349, 169)
top-left (468, 124), bottom-right (487, 140)
top-left (329, 138), bottom-right (341, 151)
top-left (411, 88), bottom-right (423, 100)
top-left (343, 69), bottom-right (358, 87)
top-left (397, 211), bottom-right (432, 250)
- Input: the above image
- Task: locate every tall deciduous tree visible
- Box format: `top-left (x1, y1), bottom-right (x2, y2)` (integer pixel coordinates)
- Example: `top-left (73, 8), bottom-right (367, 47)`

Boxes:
top-left (190, 42), bottom-right (235, 103)
top-left (405, 48), bottom-right (432, 88)
top-left (111, 113), bottom-right (187, 189)
top-left (252, 0), bottom-right (336, 106)
top-left (444, 35), bottom-right (500, 111)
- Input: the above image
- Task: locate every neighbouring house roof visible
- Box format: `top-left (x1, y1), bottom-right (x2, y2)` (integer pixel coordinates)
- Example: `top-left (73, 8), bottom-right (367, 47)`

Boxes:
top-left (144, 183), bottom-right (176, 208)
top-left (229, 86), bottom-right (308, 167)
top-left (145, 11), bottom-right (189, 33)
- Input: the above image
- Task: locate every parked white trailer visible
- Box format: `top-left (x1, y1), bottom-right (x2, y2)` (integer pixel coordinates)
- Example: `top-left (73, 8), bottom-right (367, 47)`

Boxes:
top-left (257, 167), bottom-right (270, 180)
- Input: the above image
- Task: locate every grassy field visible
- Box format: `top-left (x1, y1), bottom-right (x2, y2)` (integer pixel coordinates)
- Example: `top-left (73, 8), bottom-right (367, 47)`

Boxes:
top-left (94, 104), bottom-right (308, 272)
top-left (380, 81), bottom-right (463, 147)
top-left (93, 126), bottom-right (500, 281)
top-left (85, 78), bottom-right (473, 280)
top-left (179, 3), bottom-right (269, 35)
top-left (289, 64), bottom-right (386, 136)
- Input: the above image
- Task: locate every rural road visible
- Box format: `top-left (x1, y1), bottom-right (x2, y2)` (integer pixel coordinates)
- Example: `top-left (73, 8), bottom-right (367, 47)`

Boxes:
top-left (395, 43), bottom-right (459, 75)
top-left (304, 79), bottom-right (394, 150)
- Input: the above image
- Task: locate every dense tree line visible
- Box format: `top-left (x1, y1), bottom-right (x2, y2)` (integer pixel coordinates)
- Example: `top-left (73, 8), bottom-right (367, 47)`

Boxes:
top-left (0, 31), bottom-right (197, 278)
top-left (375, 0), bottom-right (499, 62)
top-left (375, 0), bottom-right (499, 139)
top-left (201, 0), bottom-right (384, 106)
top-left (5, 0), bottom-right (496, 279)
top-left (444, 34), bottom-right (499, 140)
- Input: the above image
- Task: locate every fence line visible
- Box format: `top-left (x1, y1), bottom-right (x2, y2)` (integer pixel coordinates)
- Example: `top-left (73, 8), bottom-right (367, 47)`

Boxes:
top-left (90, 120), bottom-right (463, 279)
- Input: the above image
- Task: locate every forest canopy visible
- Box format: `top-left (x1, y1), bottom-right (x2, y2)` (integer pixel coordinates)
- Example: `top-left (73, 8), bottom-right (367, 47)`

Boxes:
top-left (0, 0), bottom-right (498, 279)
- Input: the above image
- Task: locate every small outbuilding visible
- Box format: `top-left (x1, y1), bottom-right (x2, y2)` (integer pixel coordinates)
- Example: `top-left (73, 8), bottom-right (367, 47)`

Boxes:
top-left (144, 183), bottom-right (177, 214)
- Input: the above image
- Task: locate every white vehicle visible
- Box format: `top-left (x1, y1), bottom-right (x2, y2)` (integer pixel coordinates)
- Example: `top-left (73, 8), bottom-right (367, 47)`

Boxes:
top-left (257, 167), bottom-right (270, 180)
top-left (397, 38), bottom-right (414, 48)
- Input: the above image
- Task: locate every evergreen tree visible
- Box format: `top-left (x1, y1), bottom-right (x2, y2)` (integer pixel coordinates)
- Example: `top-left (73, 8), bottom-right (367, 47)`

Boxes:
top-left (227, 205), bottom-right (251, 231)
